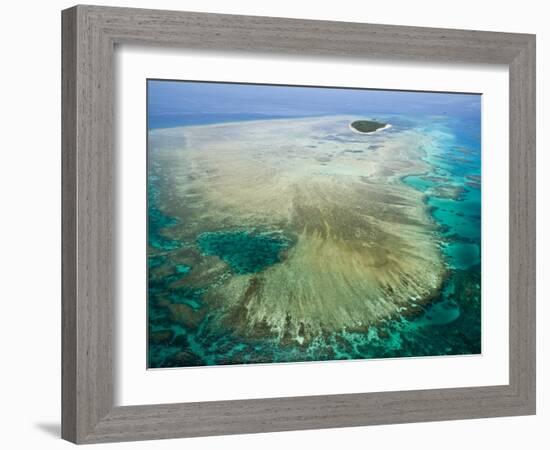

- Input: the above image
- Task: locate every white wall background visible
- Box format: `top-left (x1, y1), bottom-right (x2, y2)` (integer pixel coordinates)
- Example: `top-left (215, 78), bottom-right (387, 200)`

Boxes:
top-left (0, 0), bottom-right (546, 448)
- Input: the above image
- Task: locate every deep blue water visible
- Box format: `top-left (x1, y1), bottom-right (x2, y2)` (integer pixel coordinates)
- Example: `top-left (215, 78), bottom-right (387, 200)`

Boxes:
top-left (147, 80), bottom-right (481, 368)
top-left (148, 80), bottom-right (480, 129)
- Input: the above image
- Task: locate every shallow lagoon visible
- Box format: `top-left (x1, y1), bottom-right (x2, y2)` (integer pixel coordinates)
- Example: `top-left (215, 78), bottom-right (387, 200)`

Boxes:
top-left (197, 230), bottom-right (292, 275)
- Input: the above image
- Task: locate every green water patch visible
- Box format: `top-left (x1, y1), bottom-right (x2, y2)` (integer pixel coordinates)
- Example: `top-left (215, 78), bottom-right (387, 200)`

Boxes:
top-left (416, 281), bottom-right (461, 327)
top-left (197, 230), bottom-right (292, 274)
top-left (443, 242), bottom-right (480, 270)
top-left (149, 261), bottom-right (193, 291)
top-left (148, 204), bottom-right (182, 250)
top-left (402, 174), bottom-right (434, 192)
top-left (175, 264), bottom-right (192, 275)
top-left (148, 204), bottom-right (182, 251)
top-left (147, 255), bottom-right (166, 270)
top-left (148, 171), bottom-right (183, 251)
top-left (420, 299), bottom-right (460, 326)
top-left (169, 286), bottom-right (204, 311)
top-left (428, 196), bottom-right (480, 242)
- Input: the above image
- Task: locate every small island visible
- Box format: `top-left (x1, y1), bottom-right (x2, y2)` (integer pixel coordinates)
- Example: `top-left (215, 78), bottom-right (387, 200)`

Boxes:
top-left (350, 120), bottom-right (389, 134)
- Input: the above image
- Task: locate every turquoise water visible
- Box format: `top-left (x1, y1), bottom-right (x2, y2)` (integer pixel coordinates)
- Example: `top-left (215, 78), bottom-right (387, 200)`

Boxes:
top-left (147, 174), bottom-right (182, 251)
top-left (197, 230), bottom-right (291, 274)
top-left (147, 82), bottom-right (481, 368)
top-left (169, 287), bottom-right (204, 311)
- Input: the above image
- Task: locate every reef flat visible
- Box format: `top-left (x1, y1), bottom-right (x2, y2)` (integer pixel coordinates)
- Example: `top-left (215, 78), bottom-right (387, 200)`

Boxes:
top-left (148, 116), bottom-right (447, 346)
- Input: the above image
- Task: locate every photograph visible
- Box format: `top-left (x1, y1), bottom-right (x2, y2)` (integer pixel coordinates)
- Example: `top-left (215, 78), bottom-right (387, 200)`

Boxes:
top-left (147, 80), bottom-right (482, 368)
top-left (0, 1), bottom-right (541, 447)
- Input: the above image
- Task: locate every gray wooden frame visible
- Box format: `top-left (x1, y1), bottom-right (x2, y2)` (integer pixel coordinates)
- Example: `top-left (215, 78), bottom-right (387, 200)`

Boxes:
top-left (61, 4), bottom-right (536, 444)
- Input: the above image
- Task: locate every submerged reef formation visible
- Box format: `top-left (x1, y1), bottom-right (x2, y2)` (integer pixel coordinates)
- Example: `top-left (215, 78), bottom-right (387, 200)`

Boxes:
top-left (147, 114), bottom-right (481, 367)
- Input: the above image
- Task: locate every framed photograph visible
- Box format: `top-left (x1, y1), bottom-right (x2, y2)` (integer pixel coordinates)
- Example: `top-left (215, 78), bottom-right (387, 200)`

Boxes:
top-left (62, 5), bottom-right (536, 444)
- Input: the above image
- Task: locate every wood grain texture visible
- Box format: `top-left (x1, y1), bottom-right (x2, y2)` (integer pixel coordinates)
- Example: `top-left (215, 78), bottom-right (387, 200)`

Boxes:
top-left (61, 7), bottom-right (77, 443)
top-left (61, 4), bottom-right (536, 444)
top-left (508, 36), bottom-right (536, 409)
